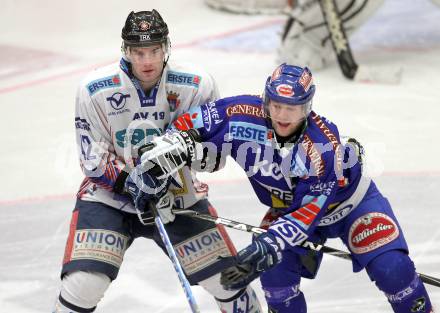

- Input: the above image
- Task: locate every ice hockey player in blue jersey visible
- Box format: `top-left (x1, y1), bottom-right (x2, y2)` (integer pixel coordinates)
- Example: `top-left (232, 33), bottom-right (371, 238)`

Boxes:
top-left (139, 64), bottom-right (434, 312)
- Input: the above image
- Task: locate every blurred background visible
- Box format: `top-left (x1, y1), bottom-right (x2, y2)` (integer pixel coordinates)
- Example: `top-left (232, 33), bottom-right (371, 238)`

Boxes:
top-left (0, 0), bottom-right (439, 312)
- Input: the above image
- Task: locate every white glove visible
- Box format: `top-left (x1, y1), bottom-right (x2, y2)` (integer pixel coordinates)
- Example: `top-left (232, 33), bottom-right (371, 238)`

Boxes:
top-left (139, 130), bottom-right (201, 180)
top-left (156, 191), bottom-right (175, 224)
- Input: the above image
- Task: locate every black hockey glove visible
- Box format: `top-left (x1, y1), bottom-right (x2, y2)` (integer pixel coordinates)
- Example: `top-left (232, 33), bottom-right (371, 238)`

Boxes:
top-left (139, 129), bottom-right (201, 180)
top-left (221, 232), bottom-right (282, 290)
top-left (124, 165), bottom-right (169, 225)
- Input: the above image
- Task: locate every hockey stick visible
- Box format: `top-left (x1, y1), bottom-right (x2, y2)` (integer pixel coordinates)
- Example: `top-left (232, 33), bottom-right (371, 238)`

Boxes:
top-left (149, 202), bottom-right (201, 313)
top-left (318, 0), bottom-right (402, 84)
top-left (173, 209), bottom-right (440, 288)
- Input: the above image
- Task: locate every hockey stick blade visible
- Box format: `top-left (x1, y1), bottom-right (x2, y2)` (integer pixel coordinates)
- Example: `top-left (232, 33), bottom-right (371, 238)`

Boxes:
top-left (173, 209), bottom-right (440, 288)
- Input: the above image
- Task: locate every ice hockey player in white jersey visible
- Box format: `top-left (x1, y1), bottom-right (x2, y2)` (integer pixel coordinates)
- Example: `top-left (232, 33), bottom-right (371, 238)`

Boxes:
top-left (52, 10), bottom-right (262, 313)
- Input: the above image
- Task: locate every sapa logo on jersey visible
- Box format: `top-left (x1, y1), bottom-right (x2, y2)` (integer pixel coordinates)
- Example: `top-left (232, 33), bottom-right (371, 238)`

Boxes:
top-left (87, 75), bottom-right (122, 96)
top-left (166, 70), bottom-right (201, 88)
top-left (348, 212), bottom-right (399, 254)
top-left (115, 127), bottom-right (162, 148)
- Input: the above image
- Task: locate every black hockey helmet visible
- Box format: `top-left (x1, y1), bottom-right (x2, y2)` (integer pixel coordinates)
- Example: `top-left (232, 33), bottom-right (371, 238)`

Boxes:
top-left (121, 10), bottom-right (169, 47)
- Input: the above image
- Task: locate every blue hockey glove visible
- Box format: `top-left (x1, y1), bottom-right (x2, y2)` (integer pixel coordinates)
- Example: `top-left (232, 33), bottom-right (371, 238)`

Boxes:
top-left (221, 232), bottom-right (282, 290)
top-left (124, 166), bottom-right (169, 224)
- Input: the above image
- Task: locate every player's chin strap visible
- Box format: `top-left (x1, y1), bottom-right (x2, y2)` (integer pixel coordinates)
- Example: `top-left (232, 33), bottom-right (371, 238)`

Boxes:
top-left (172, 209), bottom-right (440, 288)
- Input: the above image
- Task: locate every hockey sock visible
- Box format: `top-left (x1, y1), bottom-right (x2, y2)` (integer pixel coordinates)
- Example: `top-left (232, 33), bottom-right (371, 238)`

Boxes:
top-left (366, 250), bottom-right (432, 313)
top-left (199, 273), bottom-right (263, 313)
top-left (215, 286), bottom-right (263, 313)
top-left (264, 286), bottom-right (307, 313)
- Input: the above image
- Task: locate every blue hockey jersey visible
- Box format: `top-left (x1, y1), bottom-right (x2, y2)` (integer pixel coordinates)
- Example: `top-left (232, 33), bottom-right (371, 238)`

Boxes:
top-left (172, 94), bottom-right (370, 248)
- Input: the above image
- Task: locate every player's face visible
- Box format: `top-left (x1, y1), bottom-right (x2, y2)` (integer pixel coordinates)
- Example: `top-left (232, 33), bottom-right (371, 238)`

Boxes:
top-left (127, 45), bottom-right (165, 88)
top-left (268, 100), bottom-right (306, 137)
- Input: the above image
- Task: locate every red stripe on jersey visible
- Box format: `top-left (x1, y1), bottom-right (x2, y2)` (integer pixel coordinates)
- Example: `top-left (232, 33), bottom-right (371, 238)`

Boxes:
top-left (77, 178), bottom-right (92, 199)
top-left (291, 211), bottom-right (314, 225)
top-left (297, 207), bottom-right (316, 219)
top-left (63, 210), bottom-right (79, 264)
top-left (105, 163), bottom-right (116, 182)
top-left (304, 202), bottom-right (321, 214)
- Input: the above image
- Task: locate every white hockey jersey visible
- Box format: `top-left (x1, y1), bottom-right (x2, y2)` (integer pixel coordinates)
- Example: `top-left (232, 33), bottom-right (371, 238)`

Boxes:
top-left (74, 58), bottom-right (219, 212)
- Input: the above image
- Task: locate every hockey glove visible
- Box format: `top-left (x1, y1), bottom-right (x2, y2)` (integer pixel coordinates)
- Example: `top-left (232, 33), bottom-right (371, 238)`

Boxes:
top-left (124, 166), bottom-right (169, 225)
top-left (139, 129), bottom-right (201, 180)
top-left (221, 232), bottom-right (282, 290)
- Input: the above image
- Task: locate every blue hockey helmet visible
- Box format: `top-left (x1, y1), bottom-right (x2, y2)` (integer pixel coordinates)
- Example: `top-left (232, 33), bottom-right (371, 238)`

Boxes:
top-left (263, 64), bottom-right (315, 120)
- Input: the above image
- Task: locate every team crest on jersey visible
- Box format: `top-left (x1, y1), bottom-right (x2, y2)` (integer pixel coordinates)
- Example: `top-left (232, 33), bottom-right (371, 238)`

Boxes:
top-left (167, 90), bottom-right (181, 112)
top-left (87, 74), bottom-right (121, 96)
